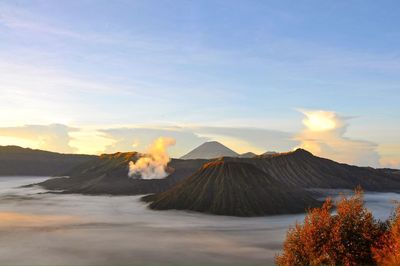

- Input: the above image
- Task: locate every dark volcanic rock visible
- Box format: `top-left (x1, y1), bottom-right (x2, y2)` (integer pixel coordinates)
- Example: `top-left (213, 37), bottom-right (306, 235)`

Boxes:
top-left (38, 152), bottom-right (208, 195)
top-left (245, 149), bottom-right (400, 191)
top-left (37, 148), bottom-right (400, 197)
top-left (144, 159), bottom-right (319, 216)
top-left (0, 145), bottom-right (96, 176)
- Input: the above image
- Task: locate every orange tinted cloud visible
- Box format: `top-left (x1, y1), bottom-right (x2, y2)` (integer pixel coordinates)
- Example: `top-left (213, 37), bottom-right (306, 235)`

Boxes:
top-left (296, 110), bottom-right (380, 167)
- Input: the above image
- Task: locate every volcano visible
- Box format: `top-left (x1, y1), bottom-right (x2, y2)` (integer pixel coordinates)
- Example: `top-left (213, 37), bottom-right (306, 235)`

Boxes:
top-left (38, 152), bottom-right (208, 195)
top-left (180, 141), bottom-right (239, 159)
top-left (144, 159), bottom-right (319, 216)
top-left (36, 148), bottom-right (400, 197)
top-left (245, 149), bottom-right (400, 191)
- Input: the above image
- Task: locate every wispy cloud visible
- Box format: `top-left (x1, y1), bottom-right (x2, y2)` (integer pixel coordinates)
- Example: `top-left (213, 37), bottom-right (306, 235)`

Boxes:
top-left (0, 4), bottom-right (118, 43)
top-left (0, 2), bottom-right (398, 167)
top-left (0, 61), bottom-right (106, 125)
top-left (100, 126), bottom-right (208, 157)
top-left (0, 118), bottom-right (398, 168)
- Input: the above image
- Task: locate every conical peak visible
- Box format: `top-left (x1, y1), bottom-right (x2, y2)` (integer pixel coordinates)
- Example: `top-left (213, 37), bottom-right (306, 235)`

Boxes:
top-left (292, 148), bottom-right (313, 156)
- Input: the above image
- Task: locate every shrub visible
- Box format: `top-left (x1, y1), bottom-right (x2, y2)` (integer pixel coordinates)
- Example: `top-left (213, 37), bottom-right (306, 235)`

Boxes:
top-left (276, 189), bottom-right (386, 266)
top-left (275, 199), bottom-right (334, 265)
top-left (372, 206), bottom-right (400, 265)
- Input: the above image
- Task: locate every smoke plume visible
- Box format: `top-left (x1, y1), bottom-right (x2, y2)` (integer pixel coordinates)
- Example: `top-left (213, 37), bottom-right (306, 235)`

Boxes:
top-left (128, 137), bottom-right (176, 179)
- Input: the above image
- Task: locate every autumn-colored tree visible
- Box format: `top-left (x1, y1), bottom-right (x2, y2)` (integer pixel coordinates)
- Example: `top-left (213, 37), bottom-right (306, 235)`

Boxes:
top-left (329, 188), bottom-right (384, 265)
top-left (372, 206), bottom-right (400, 265)
top-left (275, 199), bottom-right (334, 265)
top-left (276, 189), bottom-right (385, 266)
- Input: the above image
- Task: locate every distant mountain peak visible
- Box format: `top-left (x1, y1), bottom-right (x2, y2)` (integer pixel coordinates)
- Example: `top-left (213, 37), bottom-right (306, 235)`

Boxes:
top-left (205, 141), bottom-right (221, 144)
top-left (239, 152), bottom-right (257, 158)
top-left (180, 141), bottom-right (239, 160)
top-left (256, 149), bottom-right (313, 159)
top-left (292, 148), bottom-right (313, 156)
top-left (263, 151), bottom-right (278, 155)
top-left (204, 141), bottom-right (227, 146)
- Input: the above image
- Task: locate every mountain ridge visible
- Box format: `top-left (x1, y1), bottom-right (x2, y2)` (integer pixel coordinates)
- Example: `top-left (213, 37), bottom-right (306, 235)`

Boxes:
top-left (143, 159), bottom-right (319, 216)
top-left (35, 148), bottom-right (400, 197)
top-left (222, 148), bottom-right (400, 191)
top-left (37, 152), bottom-right (208, 195)
top-left (0, 145), bottom-right (96, 176)
top-left (238, 152), bottom-right (257, 158)
top-left (180, 141), bottom-right (239, 159)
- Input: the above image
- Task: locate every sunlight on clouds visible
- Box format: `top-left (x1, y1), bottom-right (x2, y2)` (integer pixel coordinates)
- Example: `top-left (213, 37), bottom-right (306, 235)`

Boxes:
top-left (0, 136), bottom-right (38, 149)
top-left (296, 110), bottom-right (380, 167)
top-left (0, 124), bottom-right (77, 153)
top-left (0, 212), bottom-right (79, 227)
top-left (101, 126), bottom-right (207, 158)
top-left (378, 144), bottom-right (400, 168)
top-left (302, 110), bottom-right (339, 132)
top-left (69, 129), bottom-right (116, 155)
top-left (0, 122), bottom-right (397, 168)
top-left (380, 158), bottom-right (400, 169)
top-left (131, 139), bottom-right (140, 148)
top-left (0, 124), bottom-right (116, 155)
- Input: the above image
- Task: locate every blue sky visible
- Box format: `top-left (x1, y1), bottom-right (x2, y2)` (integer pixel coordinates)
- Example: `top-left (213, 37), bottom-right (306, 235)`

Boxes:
top-left (0, 0), bottom-right (399, 167)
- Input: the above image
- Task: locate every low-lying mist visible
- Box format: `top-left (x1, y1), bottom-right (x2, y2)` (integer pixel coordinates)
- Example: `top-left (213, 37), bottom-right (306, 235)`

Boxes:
top-left (0, 177), bottom-right (399, 265)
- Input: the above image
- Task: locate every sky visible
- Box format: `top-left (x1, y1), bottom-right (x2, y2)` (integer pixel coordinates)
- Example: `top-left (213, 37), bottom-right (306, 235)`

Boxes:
top-left (0, 0), bottom-right (399, 168)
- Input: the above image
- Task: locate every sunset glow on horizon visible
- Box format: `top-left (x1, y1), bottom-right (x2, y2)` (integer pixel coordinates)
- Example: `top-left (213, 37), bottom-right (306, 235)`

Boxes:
top-left (0, 1), bottom-right (399, 168)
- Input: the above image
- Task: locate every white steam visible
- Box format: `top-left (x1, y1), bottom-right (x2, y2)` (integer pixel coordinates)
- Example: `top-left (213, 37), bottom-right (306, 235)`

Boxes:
top-left (128, 137), bottom-right (176, 179)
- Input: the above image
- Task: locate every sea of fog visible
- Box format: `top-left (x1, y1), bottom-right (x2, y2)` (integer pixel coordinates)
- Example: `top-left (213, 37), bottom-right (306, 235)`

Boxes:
top-left (0, 177), bottom-right (399, 266)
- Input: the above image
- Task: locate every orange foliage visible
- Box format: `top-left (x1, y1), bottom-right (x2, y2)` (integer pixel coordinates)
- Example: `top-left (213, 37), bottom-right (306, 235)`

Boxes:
top-left (329, 188), bottom-right (384, 265)
top-left (276, 189), bottom-right (386, 266)
top-left (372, 206), bottom-right (400, 265)
top-left (276, 198), bottom-right (334, 265)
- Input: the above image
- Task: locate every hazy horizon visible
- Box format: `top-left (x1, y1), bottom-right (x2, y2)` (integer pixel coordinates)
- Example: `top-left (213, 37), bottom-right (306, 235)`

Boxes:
top-left (0, 1), bottom-right (399, 168)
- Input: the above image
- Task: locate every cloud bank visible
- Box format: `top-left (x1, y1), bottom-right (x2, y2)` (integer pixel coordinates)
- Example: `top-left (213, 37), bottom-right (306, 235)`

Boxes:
top-left (0, 124), bottom-right (77, 153)
top-left (0, 111), bottom-right (397, 169)
top-left (296, 110), bottom-right (380, 167)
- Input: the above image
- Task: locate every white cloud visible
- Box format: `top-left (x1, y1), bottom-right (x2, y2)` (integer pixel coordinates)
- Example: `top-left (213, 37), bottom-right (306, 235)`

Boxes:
top-left (99, 125), bottom-right (297, 157)
top-left (295, 110), bottom-right (380, 167)
top-left (0, 124), bottom-right (77, 153)
top-left (100, 126), bottom-right (208, 158)
top-left (378, 144), bottom-right (400, 169)
top-left (0, 117), bottom-right (397, 169)
top-left (191, 126), bottom-right (295, 154)
top-left (0, 57), bottom-right (141, 126)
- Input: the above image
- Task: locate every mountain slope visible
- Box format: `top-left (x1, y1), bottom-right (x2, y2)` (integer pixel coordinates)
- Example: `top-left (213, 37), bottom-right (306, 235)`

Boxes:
top-left (261, 151), bottom-right (278, 157)
top-left (144, 160), bottom-right (319, 216)
top-left (230, 149), bottom-right (400, 191)
top-left (238, 152), bottom-right (257, 158)
top-left (36, 148), bottom-right (400, 197)
top-left (38, 152), bottom-right (208, 195)
top-left (0, 145), bottom-right (96, 176)
top-left (180, 141), bottom-right (239, 159)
